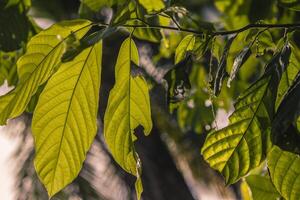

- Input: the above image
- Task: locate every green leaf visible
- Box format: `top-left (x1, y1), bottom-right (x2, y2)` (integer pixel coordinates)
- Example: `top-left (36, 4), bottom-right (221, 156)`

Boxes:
top-left (213, 35), bottom-right (236, 96)
top-left (201, 42), bottom-right (291, 184)
top-left (245, 175), bottom-right (280, 200)
top-left (62, 26), bottom-right (118, 62)
top-left (80, 0), bottom-right (123, 11)
top-left (129, 3), bottom-right (162, 43)
top-left (227, 45), bottom-right (251, 87)
top-left (268, 146), bottom-right (300, 200)
top-left (0, 19), bottom-right (91, 125)
top-left (175, 34), bottom-right (195, 64)
top-left (279, 0), bottom-right (300, 11)
top-left (138, 0), bottom-right (165, 12)
top-left (272, 71), bottom-right (300, 154)
top-left (0, 50), bottom-right (20, 86)
top-left (276, 49), bottom-right (300, 108)
top-left (104, 37), bottom-right (152, 199)
top-left (32, 41), bottom-right (102, 197)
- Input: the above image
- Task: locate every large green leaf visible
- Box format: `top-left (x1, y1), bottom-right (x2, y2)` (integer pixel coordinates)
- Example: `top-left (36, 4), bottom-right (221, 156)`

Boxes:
top-left (104, 37), bottom-right (152, 199)
top-left (0, 20), bottom-right (91, 125)
top-left (201, 42), bottom-right (291, 184)
top-left (245, 175), bottom-right (280, 200)
top-left (268, 146), bottom-right (300, 200)
top-left (32, 41), bottom-right (102, 197)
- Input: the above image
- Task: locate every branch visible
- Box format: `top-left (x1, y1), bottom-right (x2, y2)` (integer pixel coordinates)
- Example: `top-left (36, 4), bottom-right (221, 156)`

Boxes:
top-left (109, 22), bottom-right (300, 36)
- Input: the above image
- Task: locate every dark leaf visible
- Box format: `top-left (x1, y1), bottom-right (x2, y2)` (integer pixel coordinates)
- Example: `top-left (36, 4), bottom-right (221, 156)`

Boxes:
top-left (164, 55), bottom-right (192, 112)
top-left (62, 26), bottom-right (117, 62)
top-left (248, 0), bottom-right (274, 22)
top-left (272, 71), bottom-right (300, 154)
top-left (0, 3), bottom-right (30, 52)
top-left (279, 0), bottom-right (300, 11)
top-left (227, 46), bottom-right (251, 87)
top-left (213, 35), bottom-right (236, 96)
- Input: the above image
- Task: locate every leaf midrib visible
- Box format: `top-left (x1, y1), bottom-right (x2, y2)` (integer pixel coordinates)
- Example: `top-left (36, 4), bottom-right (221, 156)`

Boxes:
top-left (50, 45), bottom-right (95, 195)
top-left (221, 77), bottom-right (272, 178)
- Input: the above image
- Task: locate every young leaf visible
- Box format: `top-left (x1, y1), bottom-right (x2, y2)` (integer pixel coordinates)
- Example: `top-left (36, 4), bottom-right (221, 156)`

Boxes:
top-left (32, 41), bottom-right (102, 197)
top-left (268, 146), bottom-right (300, 200)
top-left (227, 45), bottom-right (251, 87)
top-left (213, 35), bottom-right (236, 96)
top-left (175, 34), bottom-right (195, 64)
top-left (245, 175), bottom-right (280, 200)
top-left (272, 71), bottom-right (300, 154)
top-left (0, 20), bottom-right (91, 125)
top-left (104, 38), bottom-right (152, 199)
top-left (201, 42), bottom-right (291, 184)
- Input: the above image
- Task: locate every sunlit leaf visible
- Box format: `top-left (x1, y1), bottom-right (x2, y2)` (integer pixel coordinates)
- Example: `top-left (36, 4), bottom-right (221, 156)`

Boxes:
top-left (80, 0), bottom-right (124, 11)
top-left (175, 34), bottom-right (195, 64)
top-left (268, 146), bottom-right (300, 200)
top-left (138, 0), bottom-right (164, 12)
top-left (245, 175), bottom-right (280, 200)
top-left (0, 20), bottom-right (91, 125)
top-left (201, 42), bottom-right (291, 184)
top-left (32, 41), bottom-right (102, 197)
top-left (104, 37), bottom-right (152, 199)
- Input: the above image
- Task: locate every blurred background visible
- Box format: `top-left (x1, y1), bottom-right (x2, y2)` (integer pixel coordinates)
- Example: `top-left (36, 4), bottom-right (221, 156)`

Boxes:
top-left (1, 0), bottom-right (300, 199)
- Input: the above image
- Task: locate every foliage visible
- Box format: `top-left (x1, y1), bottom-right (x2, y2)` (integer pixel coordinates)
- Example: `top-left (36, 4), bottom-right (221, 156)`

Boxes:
top-left (1, 0), bottom-right (300, 199)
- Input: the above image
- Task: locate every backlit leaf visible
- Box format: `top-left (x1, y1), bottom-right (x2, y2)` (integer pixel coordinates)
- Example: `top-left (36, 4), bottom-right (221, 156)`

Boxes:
top-left (104, 37), bottom-right (152, 199)
top-left (175, 34), bottom-right (195, 64)
top-left (268, 146), bottom-right (300, 200)
top-left (138, 0), bottom-right (165, 12)
top-left (245, 175), bottom-right (280, 200)
top-left (32, 41), bottom-right (102, 197)
top-left (0, 19), bottom-right (91, 125)
top-left (201, 42), bottom-right (291, 184)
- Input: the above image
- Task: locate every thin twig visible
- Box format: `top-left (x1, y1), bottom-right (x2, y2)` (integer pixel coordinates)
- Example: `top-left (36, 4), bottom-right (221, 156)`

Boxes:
top-left (98, 22), bottom-right (300, 36)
